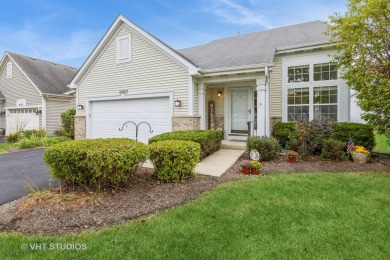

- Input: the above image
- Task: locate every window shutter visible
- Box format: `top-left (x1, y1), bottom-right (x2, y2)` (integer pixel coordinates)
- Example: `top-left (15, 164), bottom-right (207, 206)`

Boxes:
top-left (7, 62), bottom-right (12, 78)
top-left (116, 35), bottom-right (131, 63)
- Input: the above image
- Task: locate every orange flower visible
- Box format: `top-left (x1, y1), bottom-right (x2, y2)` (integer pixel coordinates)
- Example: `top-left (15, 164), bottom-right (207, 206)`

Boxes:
top-left (354, 146), bottom-right (368, 154)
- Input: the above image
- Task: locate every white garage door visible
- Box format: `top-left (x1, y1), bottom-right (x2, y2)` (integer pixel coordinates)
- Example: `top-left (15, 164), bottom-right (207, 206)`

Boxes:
top-left (6, 108), bottom-right (40, 135)
top-left (89, 96), bottom-right (171, 143)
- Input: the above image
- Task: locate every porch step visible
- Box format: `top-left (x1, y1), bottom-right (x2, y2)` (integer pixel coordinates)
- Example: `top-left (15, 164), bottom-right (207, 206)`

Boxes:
top-left (221, 140), bottom-right (246, 150)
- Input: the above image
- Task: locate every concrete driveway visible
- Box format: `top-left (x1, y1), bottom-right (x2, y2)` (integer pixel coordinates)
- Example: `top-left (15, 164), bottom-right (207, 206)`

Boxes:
top-left (0, 149), bottom-right (57, 205)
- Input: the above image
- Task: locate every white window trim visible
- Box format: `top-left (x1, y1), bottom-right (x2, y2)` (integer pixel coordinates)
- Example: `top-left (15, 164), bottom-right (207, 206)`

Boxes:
top-left (7, 62), bottom-right (12, 78)
top-left (116, 34), bottom-right (132, 63)
top-left (282, 52), bottom-right (345, 122)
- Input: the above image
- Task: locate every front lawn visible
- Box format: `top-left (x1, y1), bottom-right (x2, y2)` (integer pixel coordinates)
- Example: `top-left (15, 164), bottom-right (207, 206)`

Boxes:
top-left (0, 143), bottom-right (18, 154)
top-left (1, 172), bottom-right (389, 259)
top-left (374, 133), bottom-right (390, 154)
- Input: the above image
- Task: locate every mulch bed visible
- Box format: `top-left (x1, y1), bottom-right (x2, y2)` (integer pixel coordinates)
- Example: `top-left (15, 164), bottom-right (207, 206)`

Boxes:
top-left (0, 153), bottom-right (389, 236)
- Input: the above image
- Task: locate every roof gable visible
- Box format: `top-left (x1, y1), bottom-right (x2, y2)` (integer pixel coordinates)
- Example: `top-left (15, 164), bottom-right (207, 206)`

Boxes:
top-left (71, 15), bottom-right (199, 86)
top-left (4, 52), bottom-right (78, 95)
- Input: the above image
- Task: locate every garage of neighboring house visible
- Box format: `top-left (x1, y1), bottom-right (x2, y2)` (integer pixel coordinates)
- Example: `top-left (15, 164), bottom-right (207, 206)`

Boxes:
top-left (87, 94), bottom-right (172, 143)
top-left (6, 106), bottom-right (41, 134)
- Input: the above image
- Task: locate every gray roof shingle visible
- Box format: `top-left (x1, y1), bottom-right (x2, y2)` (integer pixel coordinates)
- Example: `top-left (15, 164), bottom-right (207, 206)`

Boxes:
top-left (178, 20), bottom-right (330, 70)
top-left (7, 52), bottom-right (78, 95)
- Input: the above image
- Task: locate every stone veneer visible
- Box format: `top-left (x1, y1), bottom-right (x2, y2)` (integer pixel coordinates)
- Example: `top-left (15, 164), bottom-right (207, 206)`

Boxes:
top-left (74, 116), bottom-right (86, 140)
top-left (172, 116), bottom-right (200, 131)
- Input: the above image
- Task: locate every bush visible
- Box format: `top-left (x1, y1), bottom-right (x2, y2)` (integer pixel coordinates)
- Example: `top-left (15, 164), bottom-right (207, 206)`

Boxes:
top-left (148, 130), bottom-right (222, 159)
top-left (19, 136), bottom-right (68, 149)
top-left (306, 118), bottom-right (336, 154)
top-left (246, 136), bottom-right (280, 161)
top-left (320, 139), bottom-right (347, 161)
top-left (7, 132), bottom-right (21, 143)
top-left (294, 118), bottom-right (336, 155)
top-left (272, 122), bottom-right (296, 148)
top-left (332, 122), bottom-right (375, 151)
top-left (6, 129), bottom-right (47, 143)
top-left (44, 138), bottom-right (148, 190)
top-left (61, 108), bottom-right (76, 139)
top-left (149, 140), bottom-right (200, 182)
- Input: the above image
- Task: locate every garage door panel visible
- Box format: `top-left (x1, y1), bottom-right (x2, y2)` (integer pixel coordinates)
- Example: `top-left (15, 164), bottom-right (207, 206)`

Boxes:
top-left (89, 97), bottom-right (171, 143)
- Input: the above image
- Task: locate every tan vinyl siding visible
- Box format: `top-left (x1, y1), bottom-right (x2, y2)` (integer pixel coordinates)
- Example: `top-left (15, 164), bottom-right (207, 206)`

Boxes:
top-left (0, 57), bottom-right (42, 108)
top-left (78, 24), bottom-right (189, 116)
top-left (270, 55), bottom-right (282, 117)
top-left (194, 83), bottom-right (198, 115)
top-left (45, 98), bottom-right (75, 135)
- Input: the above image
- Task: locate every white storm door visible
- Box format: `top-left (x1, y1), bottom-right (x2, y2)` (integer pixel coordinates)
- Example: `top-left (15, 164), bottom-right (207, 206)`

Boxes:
top-left (230, 88), bottom-right (251, 135)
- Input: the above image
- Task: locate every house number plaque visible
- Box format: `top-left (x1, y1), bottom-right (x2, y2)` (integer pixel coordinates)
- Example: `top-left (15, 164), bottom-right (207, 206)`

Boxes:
top-left (119, 89), bottom-right (128, 95)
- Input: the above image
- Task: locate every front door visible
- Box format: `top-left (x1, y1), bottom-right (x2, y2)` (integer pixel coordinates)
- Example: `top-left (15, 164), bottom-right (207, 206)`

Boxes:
top-left (229, 88), bottom-right (251, 137)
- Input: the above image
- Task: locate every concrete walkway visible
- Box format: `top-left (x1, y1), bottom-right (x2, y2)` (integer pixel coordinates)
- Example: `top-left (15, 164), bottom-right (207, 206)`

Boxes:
top-left (195, 149), bottom-right (245, 177)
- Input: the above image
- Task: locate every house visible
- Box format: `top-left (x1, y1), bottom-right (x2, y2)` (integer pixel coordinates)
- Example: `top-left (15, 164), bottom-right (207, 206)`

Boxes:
top-left (0, 52), bottom-right (78, 135)
top-left (70, 15), bottom-right (352, 143)
top-left (350, 90), bottom-right (365, 123)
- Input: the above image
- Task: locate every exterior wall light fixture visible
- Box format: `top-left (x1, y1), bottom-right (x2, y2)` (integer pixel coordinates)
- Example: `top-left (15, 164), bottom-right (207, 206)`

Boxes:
top-left (174, 99), bottom-right (182, 107)
top-left (77, 105), bottom-right (84, 110)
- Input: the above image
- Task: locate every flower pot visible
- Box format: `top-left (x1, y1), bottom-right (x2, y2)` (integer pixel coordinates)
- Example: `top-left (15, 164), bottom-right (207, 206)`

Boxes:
top-left (288, 157), bottom-right (297, 163)
top-left (251, 168), bottom-right (260, 175)
top-left (351, 152), bottom-right (369, 164)
top-left (241, 167), bottom-right (251, 174)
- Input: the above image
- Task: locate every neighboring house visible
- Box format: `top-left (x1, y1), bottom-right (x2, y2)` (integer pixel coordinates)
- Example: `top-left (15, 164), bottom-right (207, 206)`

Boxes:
top-left (350, 90), bottom-right (365, 123)
top-left (70, 15), bottom-right (353, 143)
top-left (0, 52), bottom-right (78, 135)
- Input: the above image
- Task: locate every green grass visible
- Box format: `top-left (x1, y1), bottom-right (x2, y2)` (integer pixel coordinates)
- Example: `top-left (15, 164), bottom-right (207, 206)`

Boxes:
top-left (373, 133), bottom-right (390, 154)
top-left (0, 142), bottom-right (18, 154)
top-left (1, 172), bottom-right (390, 259)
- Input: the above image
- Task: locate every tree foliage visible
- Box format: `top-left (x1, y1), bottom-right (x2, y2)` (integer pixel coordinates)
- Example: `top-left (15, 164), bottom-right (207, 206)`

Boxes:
top-left (326, 0), bottom-right (390, 139)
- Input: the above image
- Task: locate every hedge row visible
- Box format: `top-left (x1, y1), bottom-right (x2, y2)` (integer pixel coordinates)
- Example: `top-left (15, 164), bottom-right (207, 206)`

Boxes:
top-left (272, 121), bottom-right (375, 151)
top-left (44, 138), bottom-right (148, 190)
top-left (148, 130), bottom-right (223, 159)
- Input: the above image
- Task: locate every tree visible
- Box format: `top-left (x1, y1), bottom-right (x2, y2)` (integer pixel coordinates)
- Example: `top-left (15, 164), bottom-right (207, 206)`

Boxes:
top-left (326, 0), bottom-right (390, 141)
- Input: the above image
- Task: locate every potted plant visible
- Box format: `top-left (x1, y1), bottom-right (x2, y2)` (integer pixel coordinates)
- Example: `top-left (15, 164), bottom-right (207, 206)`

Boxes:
top-left (351, 145), bottom-right (371, 164)
top-left (250, 160), bottom-right (263, 175)
top-left (240, 160), bottom-right (251, 174)
top-left (286, 150), bottom-right (298, 163)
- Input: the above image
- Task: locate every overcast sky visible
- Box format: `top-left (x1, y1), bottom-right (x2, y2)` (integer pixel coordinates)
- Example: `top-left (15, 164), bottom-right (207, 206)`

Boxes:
top-left (0, 0), bottom-right (347, 67)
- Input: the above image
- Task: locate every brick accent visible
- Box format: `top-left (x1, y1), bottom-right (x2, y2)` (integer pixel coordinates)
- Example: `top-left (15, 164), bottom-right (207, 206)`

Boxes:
top-left (172, 116), bottom-right (200, 131)
top-left (74, 116), bottom-right (86, 140)
top-left (270, 116), bottom-right (282, 135)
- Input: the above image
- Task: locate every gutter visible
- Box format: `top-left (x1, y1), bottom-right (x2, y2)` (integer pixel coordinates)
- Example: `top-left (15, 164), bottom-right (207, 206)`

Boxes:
top-left (41, 93), bottom-right (75, 99)
top-left (276, 42), bottom-right (336, 55)
top-left (199, 63), bottom-right (273, 77)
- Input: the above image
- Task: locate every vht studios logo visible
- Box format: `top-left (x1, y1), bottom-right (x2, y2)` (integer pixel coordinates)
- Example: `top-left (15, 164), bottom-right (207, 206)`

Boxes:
top-left (21, 243), bottom-right (87, 251)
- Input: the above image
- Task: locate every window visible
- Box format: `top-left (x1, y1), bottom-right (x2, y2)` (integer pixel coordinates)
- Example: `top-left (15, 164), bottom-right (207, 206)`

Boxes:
top-left (287, 88), bottom-right (309, 121)
top-left (7, 62), bottom-right (12, 78)
top-left (287, 65), bottom-right (309, 83)
top-left (116, 34), bottom-right (131, 63)
top-left (314, 62), bottom-right (338, 81)
top-left (313, 86), bottom-right (338, 120)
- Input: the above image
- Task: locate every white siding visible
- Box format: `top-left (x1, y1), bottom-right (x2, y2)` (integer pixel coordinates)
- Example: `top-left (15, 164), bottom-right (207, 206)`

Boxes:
top-left (45, 98), bottom-right (75, 135)
top-left (350, 94), bottom-right (365, 123)
top-left (270, 55), bottom-right (282, 117)
top-left (0, 57), bottom-right (42, 108)
top-left (78, 24), bottom-right (189, 116)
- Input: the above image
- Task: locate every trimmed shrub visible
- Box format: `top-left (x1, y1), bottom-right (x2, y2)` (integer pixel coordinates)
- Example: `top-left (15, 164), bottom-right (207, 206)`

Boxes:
top-left (149, 140), bottom-right (200, 182)
top-left (332, 122), bottom-right (375, 151)
top-left (61, 108), bottom-right (76, 139)
top-left (21, 129), bottom-right (47, 139)
top-left (320, 139), bottom-right (347, 161)
top-left (44, 138), bottom-right (148, 190)
top-left (246, 136), bottom-right (281, 161)
top-left (272, 122), bottom-right (296, 148)
top-left (148, 130), bottom-right (222, 159)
